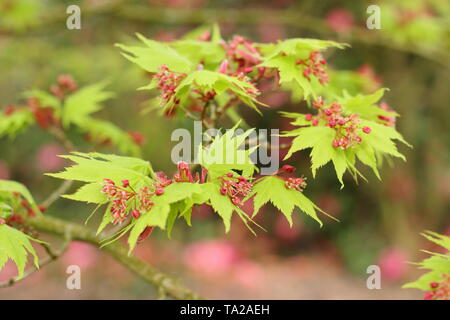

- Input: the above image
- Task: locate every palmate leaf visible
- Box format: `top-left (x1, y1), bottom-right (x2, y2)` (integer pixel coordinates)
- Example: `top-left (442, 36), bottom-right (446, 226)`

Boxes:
top-left (116, 34), bottom-right (193, 73)
top-left (251, 176), bottom-right (323, 227)
top-left (282, 112), bottom-right (410, 187)
top-left (403, 231), bottom-right (450, 291)
top-left (62, 81), bottom-right (114, 127)
top-left (198, 125), bottom-right (258, 179)
top-left (47, 152), bottom-right (154, 192)
top-left (127, 182), bottom-right (206, 252)
top-left (23, 89), bottom-right (61, 111)
top-left (170, 40), bottom-right (226, 68)
top-left (0, 224), bottom-right (40, 279)
top-left (259, 38), bottom-right (346, 101)
top-left (0, 108), bottom-right (34, 139)
top-left (340, 88), bottom-right (399, 122)
top-left (77, 118), bottom-right (141, 157)
top-left (0, 179), bottom-right (41, 213)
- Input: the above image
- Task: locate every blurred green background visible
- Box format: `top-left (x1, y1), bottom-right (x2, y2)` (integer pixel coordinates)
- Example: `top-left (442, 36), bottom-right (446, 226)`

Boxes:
top-left (0, 0), bottom-right (449, 299)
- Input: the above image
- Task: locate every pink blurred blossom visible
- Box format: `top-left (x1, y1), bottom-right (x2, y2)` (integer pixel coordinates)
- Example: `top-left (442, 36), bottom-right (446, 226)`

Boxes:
top-left (62, 241), bottom-right (98, 269)
top-left (232, 260), bottom-right (265, 289)
top-left (0, 161), bottom-right (10, 179)
top-left (326, 9), bottom-right (354, 34)
top-left (183, 240), bottom-right (239, 276)
top-left (377, 248), bottom-right (408, 282)
top-left (36, 143), bottom-right (65, 171)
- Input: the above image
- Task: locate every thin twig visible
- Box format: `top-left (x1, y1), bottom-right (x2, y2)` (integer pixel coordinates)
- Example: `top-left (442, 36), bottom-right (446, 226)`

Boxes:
top-left (40, 179), bottom-right (73, 208)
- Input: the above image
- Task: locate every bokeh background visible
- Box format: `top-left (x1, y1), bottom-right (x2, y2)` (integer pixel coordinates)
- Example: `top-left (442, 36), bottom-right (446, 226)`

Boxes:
top-left (0, 0), bottom-right (449, 299)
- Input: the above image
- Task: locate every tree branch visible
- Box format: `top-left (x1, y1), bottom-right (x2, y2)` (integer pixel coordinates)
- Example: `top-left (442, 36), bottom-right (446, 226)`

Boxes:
top-left (24, 214), bottom-right (203, 300)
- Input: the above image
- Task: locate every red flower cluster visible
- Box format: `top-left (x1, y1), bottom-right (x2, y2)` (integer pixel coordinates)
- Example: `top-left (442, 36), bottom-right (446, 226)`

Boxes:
top-left (101, 177), bottom-right (169, 224)
top-left (101, 161), bottom-right (207, 224)
top-left (296, 51), bottom-right (329, 85)
top-left (305, 98), bottom-right (371, 150)
top-left (219, 173), bottom-right (253, 206)
top-left (277, 165), bottom-right (307, 192)
top-left (221, 35), bottom-right (263, 75)
top-left (27, 97), bottom-right (59, 129)
top-left (50, 74), bottom-right (77, 100)
top-left (153, 65), bottom-right (187, 106)
top-left (285, 177), bottom-right (307, 192)
top-left (3, 75), bottom-right (79, 130)
top-left (424, 275), bottom-right (450, 300)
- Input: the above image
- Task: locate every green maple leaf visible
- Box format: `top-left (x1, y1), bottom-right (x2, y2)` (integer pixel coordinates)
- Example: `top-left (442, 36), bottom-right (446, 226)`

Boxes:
top-left (0, 108), bottom-right (34, 139)
top-left (62, 81), bottom-right (114, 127)
top-left (403, 231), bottom-right (450, 291)
top-left (251, 176), bottom-right (323, 227)
top-left (198, 125), bottom-right (258, 180)
top-left (117, 33), bottom-right (193, 73)
top-left (0, 224), bottom-right (40, 279)
top-left (0, 179), bottom-right (41, 214)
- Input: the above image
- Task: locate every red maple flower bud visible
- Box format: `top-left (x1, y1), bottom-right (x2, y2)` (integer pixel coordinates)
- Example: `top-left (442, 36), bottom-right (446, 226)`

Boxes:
top-left (103, 178), bottom-right (115, 185)
top-left (155, 187), bottom-right (165, 196)
top-left (281, 165), bottom-right (296, 173)
top-left (362, 126), bottom-right (371, 134)
top-left (122, 180), bottom-right (130, 188)
top-left (138, 226), bottom-right (154, 242)
top-left (131, 209), bottom-right (141, 219)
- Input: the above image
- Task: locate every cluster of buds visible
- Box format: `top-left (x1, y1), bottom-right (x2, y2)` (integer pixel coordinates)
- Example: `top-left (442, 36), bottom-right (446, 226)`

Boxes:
top-left (4, 98), bottom-right (58, 129)
top-left (296, 51), bottom-right (329, 85)
top-left (101, 178), bottom-right (166, 224)
top-left (153, 65), bottom-right (187, 106)
top-left (235, 72), bottom-right (261, 98)
top-left (101, 162), bottom-right (207, 224)
top-left (219, 173), bottom-right (253, 206)
top-left (424, 275), bottom-right (450, 300)
top-left (378, 103), bottom-right (396, 127)
top-left (101, 179), bottom-right (137, 224)
top-left (50, 75), bottom-right (77, 100)
top-left (305, 98), bottom-right (371, 150)
top-left (27, 97), bottom-right (59, 129)
top-left (193, 88), bottom-right (217, 102)
top-left (221, 36), bottom-right (263, 75)
top-left (285, 177), bottom-right (307, 192)
top-left (277, 165), bottom-right (307, 192)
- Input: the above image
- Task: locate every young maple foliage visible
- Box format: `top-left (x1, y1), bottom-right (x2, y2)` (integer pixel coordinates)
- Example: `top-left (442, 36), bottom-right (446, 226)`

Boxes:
top-left (0, 24), bottom-right (411, 274)
top-left (0, 75), bottom-right (142, 156)
top-left (403, 231), bottom-right (450, 300)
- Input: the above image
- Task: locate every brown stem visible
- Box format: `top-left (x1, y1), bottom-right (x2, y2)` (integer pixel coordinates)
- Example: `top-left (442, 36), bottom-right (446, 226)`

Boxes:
top-left (24, 214), bottom-right (203, 300)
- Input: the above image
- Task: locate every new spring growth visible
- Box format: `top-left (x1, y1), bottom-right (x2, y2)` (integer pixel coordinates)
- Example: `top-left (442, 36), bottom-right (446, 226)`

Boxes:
top-left (305, 98), bottom-right (372, 150)
top-left (278, 165), bottom-right (307, 192)
top-left (101, 161), bottom-right (208, 224)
